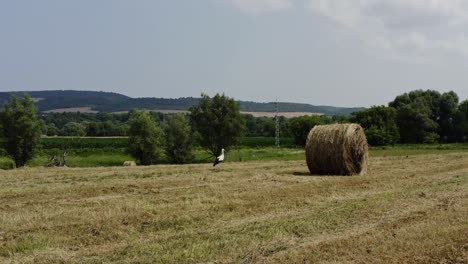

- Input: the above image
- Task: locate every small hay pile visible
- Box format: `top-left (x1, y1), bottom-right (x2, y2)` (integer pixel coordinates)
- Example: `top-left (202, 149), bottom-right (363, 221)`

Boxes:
top-left (123, 161), bottom-right (137, 167)
top-left (305, 123), bottom-right (368, 176)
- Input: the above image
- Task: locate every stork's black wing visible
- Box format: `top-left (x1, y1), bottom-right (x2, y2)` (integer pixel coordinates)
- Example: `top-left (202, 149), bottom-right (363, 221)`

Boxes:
top-left (213, 157), bottom-right (222, 167)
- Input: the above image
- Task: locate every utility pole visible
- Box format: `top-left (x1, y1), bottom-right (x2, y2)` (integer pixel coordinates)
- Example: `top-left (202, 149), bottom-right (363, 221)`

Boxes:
top-left (275, 100), bottom-right (280, 148)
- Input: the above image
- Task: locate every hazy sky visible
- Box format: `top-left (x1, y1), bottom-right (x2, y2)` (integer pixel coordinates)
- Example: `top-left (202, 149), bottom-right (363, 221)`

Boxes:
top-left (1, 0), bottom-right (468, 107)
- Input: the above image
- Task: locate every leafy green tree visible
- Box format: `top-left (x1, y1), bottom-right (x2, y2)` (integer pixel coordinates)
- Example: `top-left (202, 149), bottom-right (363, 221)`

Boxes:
top-left (396, 102), bottom-right (439, 143)
top-left (244, 115), bottom-right (275, 137)
top-left (331, 115), bottom-right (351, 123)
top-left (453, 100), bottom-right (468, 142)
top-left (0, 94), bottom-right (42, 167)
top-left (85, 121), bottom-right (127, 137)
top-left (97, 121), bottom-right (116, 136)
top-left (39, 119), bottom-right (47, 135)
top-left (46, 123), bottom-right (58, 136)
top-left (86, 122), bottom-right (100, 136)
top-left (164, 114), bottom-right (194, 164)
top-left (127, 110), bottom-right (164, 165)
top-left (350, 106), bottom-right (399, 146)
top-left (189, 94), bottom-right (245, 156)
top-left (288, 116), bottom-right (323, 146)
top-left (438, 91), bottom-right (459, 141)
top-left (60, 122), bottom-right (86, 136)
top-left (389, 90), bottom-right (458, 143)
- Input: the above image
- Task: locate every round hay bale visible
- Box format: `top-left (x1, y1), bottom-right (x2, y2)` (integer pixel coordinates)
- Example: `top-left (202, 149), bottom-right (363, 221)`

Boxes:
top-left (305, 123), bottom-right (368, 176)
top-left (123, 161), bottom-right (137, 167)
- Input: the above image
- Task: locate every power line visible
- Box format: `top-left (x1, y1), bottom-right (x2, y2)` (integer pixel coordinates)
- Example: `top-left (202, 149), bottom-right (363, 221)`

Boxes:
top-left (275, 99), bottom-right (280, 148)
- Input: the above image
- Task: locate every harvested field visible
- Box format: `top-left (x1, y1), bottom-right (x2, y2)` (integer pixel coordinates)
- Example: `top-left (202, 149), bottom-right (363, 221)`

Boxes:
top-left (43, 107), bottom-right (98, 114)
top-left (111, 109), bottom-right (321, 118)
top-left (0, 153), bottom-right (467, 263)
top-left (241, 112), bottom-right (322, 118)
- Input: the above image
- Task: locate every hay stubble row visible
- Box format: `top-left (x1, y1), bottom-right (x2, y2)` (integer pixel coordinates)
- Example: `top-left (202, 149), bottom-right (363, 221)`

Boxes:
top-left (0, 153), bottom-right (467, 263)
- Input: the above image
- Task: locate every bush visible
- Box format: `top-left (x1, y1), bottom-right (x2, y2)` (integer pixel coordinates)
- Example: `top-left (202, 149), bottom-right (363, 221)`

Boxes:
top-left (59, 122), bottom-right (86, 137)
top-left (0, 94), bottom-right (42, 167)
top-left (0, 159), bottom-right (16, 170)
top-left (351, 106), bottom-right (399, 146)
top-left (423, 132), bottom-right (440, 144)
top-left (127, 110), bottom-right (164, 165)
top-left (288, 116), bottom-right (323, 146)
top-left (365, 126), bottom-right (396, 146)
top-left (164, 114), bottom-right (194, 164)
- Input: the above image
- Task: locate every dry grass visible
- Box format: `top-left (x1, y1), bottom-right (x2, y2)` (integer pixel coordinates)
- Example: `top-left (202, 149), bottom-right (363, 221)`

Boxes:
top-left (0, 153), bottom-right (467, 263)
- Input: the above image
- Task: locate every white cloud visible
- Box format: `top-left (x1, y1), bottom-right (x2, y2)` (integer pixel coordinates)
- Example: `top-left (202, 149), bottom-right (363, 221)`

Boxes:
top-left (229, 0), bottom-right (293, 15)
top-left (307, 0), bottom-right (468, 58)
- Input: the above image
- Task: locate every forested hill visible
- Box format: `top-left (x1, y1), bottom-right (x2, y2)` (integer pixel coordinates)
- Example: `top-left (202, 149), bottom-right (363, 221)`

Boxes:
top-left (0, 90), bottom-right (364, 115)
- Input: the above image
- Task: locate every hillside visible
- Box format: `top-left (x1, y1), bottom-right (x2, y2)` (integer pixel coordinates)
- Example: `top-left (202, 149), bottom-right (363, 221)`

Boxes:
top-left (0, 90), bottom-right (364, 115)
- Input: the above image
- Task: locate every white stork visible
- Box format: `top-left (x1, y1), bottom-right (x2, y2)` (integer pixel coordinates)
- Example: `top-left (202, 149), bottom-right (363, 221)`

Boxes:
top-left (213, 148), bottom-right (225, 167)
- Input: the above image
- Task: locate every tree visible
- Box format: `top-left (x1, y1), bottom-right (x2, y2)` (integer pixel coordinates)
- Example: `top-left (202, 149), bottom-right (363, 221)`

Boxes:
top-left (389, 90), bottom-right (458, 143)
top-left (350, 106), bottom-right (399, 146)
top-left (127, 110), bottom-right (164, 165)
top-left (189, 94), bottom-right (245, 156)
top-left (453, 100), bottom-right (468, 142)
top-left (86, 122), bottom-right (99, 136)
top-left (0, 94), bottom-right (42, 168)
top-left (438, 91), bottom-right (459, 142)
top-left (164, 114), bottom-right (194, 164)
top-left (288, 116), bottom-right (324, 146)
top-left (396, 103), bottom-right (439, 143)
top-left (46, 123), bottom-right (58, 136)
top-left (60, 122), bottom-right (86, 136)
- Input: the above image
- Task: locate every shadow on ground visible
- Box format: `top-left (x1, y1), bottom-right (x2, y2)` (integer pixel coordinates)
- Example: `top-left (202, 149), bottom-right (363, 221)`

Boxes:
top-left (292, 171), bottom-right (349, 177)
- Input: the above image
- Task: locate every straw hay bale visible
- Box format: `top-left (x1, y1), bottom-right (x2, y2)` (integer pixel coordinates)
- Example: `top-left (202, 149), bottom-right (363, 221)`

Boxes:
top-left (305, 123), bottom-right (368, 176)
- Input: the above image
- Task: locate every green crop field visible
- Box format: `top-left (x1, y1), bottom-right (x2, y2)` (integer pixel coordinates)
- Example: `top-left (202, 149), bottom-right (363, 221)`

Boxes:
top-left (40, 137), bottom-right (128, 150)
top-left (2, 137), bottom-right (468, 169)
top-left (38, 136), bottom-right (295, 150)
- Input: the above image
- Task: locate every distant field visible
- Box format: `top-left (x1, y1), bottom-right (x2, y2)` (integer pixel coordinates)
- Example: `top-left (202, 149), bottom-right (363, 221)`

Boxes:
top-left (0, 153), bottom-right (466, 263)
top-left (48, 108), bottom-right (321, 117)
top-left (43, 107), bottom-right (98, 113)
top-left (241, 111), bottom-right (322, 118)
top-left (111, 109), bottom-right (190, 115)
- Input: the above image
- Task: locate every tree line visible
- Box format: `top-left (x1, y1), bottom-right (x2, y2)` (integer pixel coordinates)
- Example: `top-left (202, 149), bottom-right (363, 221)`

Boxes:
top-left (0, 93), bottom-right (245, 167)
top-left (38, 106), bottom-right (327, 139)
top-left (350, 90), bottom-right (467, 145)
top-left (2, 90), bottom-right (468, 167)
top-left (279, 90), bottom-right (468, 146)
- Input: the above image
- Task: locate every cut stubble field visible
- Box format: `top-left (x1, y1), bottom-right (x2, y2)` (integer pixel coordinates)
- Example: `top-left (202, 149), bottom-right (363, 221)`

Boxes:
top-left (0, 153), bottom-right (467, 263)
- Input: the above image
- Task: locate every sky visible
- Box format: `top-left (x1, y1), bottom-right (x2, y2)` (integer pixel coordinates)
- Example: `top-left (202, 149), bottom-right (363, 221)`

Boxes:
top-left (1, 0), bottom-right (468, 107)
